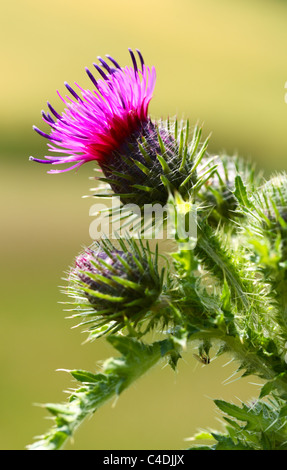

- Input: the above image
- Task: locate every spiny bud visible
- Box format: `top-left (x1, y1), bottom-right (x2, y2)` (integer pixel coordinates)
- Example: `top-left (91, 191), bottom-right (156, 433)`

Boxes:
top-left (66, 238), bottom-right (165, 338)
top-left (197, 154), bottom-right (258, 227)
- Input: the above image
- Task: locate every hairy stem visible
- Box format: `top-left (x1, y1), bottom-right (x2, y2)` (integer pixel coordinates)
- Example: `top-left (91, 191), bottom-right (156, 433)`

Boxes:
top-left (195, 222), bottom-right (250, 309)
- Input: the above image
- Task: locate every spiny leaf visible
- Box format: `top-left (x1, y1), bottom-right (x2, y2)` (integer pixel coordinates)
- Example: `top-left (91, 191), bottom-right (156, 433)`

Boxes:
top-left (28, 336), bottom-right (180, 450)
top-left (233, 175), bottom-right (253, 209)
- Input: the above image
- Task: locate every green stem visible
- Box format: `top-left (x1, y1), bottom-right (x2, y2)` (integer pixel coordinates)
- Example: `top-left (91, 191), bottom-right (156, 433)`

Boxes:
top-left (195, 222), bottom-right (250, 309)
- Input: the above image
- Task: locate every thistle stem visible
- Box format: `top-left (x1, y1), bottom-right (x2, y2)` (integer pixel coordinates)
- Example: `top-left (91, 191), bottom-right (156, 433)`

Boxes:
top-left (195, 222), bottom-right (250, 309)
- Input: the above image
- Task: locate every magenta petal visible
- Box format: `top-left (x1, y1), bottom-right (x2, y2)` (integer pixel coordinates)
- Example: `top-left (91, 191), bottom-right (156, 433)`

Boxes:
top-left (31, 50), bottom-right (156, 173)
top-left (47, 162), bottom-right (83, 174)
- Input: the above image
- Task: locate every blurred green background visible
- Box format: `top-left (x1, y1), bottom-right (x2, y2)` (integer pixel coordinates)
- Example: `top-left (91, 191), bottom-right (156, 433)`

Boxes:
top-left (1, 0), bottom-right (287, 450)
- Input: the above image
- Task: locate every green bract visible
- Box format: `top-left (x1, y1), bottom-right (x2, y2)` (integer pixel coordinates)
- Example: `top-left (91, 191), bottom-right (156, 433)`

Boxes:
top-left (92, 121), bottom-right (216, 209)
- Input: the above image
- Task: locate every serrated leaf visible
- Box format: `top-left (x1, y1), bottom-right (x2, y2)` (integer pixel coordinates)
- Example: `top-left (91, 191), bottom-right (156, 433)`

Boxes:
top-left (211, 433), bottom-right (252, 450)
top-left (233, 175), bottom-right (252, 209)
top-left (70, 370), bottom-right (104, 383)
top-left (214, 400), bottom-right (252, 423)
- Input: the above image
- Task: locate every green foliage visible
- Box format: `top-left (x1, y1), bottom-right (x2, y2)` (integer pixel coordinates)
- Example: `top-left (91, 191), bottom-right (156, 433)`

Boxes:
top-left (28, 335), bottom-right (181, 450)
top-left (190, 397), bottom-right (287, 450)
top-left (29, 121), bottom-right (287, 450)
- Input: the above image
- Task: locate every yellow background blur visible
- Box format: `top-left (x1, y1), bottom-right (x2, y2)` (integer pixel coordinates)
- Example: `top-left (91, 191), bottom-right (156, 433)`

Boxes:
top-left (1, 0), bottom-right (287, 450)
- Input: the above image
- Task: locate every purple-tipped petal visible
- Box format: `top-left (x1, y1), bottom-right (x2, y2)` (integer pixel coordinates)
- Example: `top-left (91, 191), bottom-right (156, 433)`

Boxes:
top-left (29, 156), bottom-right (60, 164)
top-left (93, 63), bottom-right (109, 81)
top-left (85, 67), bottom-right (98, 88)
top-left (33, 125), bottom-right (61, 142)
top-left (64, 82), bottom-right (83, 102)
top-left (128, 48), bottom-right (138, 73)
top-left (106, 54), bottom-right (121, 69)
top-left (97, 57), bottom-right (112, 74)
top-left (136, 49), bottom-right (144, 71)
top-left (41, 110), bottom-right (55, 125)
top-left (47, 102), bottom-right (62, 120)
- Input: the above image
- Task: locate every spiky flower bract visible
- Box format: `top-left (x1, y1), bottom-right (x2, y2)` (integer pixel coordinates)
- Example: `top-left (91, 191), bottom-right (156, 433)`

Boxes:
top-left (197, 154), bottom-right (260, 228)
top-left (30, 49), bottom-right (212, 207)
top-left (66, 237), bottom-right (168, 339)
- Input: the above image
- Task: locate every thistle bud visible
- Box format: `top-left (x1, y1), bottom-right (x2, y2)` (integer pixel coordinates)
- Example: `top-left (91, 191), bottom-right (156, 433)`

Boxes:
top-left (197, 154), bottom-right (258, 227)
top-left (67, 238), bottom-right (165, 338)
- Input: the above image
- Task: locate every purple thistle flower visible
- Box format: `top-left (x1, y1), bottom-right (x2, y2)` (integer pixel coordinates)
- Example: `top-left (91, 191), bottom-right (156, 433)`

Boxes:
top-left (31, 49), bottom-right (210, 207)
top-left (30, 49), bottom-right (156, 174)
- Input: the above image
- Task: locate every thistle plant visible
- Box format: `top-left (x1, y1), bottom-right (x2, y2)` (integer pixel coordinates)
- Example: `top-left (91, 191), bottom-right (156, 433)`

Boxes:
top-left (28, 49), bottom-right (287, 451)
